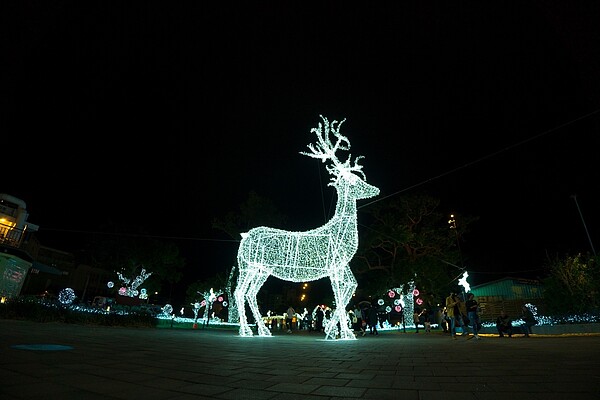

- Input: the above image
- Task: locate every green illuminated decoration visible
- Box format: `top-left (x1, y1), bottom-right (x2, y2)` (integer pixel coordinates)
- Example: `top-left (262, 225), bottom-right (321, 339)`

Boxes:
top-left (234, 115), bottom-right (380, 339)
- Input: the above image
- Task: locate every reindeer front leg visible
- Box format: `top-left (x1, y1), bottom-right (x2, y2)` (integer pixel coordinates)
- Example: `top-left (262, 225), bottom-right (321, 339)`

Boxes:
top-left (245, 271), bottom-right (271, 336)
top-left (327, 266), bottom-right (358, 340)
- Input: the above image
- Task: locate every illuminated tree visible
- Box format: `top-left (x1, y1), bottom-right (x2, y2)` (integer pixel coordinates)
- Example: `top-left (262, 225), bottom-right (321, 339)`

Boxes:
top-left (116, 267), bottom-right (152, 298)
top-left (84, 223), bottom-right (185, 301)
top-left (234, 115), bottom-right (380, 340)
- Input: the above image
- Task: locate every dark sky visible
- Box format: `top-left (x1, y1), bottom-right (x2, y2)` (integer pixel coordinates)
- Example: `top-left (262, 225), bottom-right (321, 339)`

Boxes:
top-left (3, 2), bottom-right (600, 289)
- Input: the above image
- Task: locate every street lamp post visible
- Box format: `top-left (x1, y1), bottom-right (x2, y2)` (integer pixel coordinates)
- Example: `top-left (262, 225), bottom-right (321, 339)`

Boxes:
top-left (570, 194), bottom-right (596, 257)
top-left (448, 214), bottom-right (464, 269)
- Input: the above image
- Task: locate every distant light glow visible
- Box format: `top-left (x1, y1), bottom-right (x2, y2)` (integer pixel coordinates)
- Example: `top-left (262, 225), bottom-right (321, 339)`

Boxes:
top-left (234, 116), bottom-right (379, 340)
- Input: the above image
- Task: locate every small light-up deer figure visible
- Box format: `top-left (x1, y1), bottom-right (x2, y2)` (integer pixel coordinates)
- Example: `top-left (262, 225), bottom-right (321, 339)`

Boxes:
top-left (234, 115), bottom-right (380, 340)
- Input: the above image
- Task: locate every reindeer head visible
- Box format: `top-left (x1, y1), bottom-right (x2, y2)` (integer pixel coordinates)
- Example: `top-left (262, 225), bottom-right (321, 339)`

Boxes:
top-left (300, 115), bottom-right (380, 200)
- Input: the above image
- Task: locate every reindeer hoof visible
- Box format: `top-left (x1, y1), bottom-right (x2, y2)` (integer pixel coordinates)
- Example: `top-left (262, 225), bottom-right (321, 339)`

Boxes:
top-left (257, 326), bottom-right (272, 336)
top-left (239, 326), bottom-right (254, 337)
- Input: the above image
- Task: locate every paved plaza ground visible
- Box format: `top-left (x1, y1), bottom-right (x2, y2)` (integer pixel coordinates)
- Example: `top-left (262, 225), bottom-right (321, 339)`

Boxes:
top-left (1, 319), bottom-right (600, 399)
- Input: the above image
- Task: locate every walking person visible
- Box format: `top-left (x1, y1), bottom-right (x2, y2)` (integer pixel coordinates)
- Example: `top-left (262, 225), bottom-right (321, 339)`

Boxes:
top-left (520, 305), bottom-right (537, 337)
top-left (465, 293), bottom-right (481, 340)
top-left (285, 305), bottom-right (296, 333)
top-left (445, 291), bottom-right (470, 339)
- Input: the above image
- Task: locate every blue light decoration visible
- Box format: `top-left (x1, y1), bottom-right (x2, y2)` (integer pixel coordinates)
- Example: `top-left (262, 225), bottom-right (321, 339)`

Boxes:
top-left (161, 304), bottom-right (173, 317)
top-left (234, 116), bottom-right (380, 339)
top-left (58, 288), bottom-right (76, 305)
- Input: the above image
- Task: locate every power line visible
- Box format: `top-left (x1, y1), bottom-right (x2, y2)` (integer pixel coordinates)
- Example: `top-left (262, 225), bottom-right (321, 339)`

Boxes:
top-left (359, 107), bottom-right (600, 209)
top-left (39, 228), bottom-right (240, 243)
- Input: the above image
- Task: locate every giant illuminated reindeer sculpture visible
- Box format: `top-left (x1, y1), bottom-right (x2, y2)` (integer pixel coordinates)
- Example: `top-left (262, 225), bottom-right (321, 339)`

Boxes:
top-left (234, 115), bottom-right (380, 340)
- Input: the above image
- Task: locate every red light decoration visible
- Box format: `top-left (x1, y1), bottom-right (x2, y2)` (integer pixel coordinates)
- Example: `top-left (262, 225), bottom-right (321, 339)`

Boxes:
top-left (416, 298), bottom-right (424, 305)
top-left (388, 290), bottom-right (395, 298)
top-left (413, 289), bottom-right (420, 296)
top-left (218, 296), bottom-right (224, 302)
top-left (394, 305), bottom-right (402, 312)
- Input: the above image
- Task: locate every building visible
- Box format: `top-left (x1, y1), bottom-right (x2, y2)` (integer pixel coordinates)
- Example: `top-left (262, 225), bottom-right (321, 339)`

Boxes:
top-left (0, 193), bottom-right (113, 303)
top-left (0, 193), bottom-right (39, 299)
top-left (470, 276), bottom-right (545, 322)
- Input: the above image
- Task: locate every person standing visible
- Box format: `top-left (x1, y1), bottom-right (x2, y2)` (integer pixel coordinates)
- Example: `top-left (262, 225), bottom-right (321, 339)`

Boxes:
top-left (445, 291), bottom-right (470, 339)
top-left (367, 304), bottom-right (379, 335)
top-left (413, 309), bottom-right (421, 333)
top-left (465, 293), bottom-right (481, 340)
top-left (419, 308), bottom-right (431, 333)
top-left (285, 305), bottom-right (296, 333)
top-left (315, 305), bottom-right (324, 332)
top-left (353, 305), bottom-right (362, 332)
top-left (520, 305), bottom-right (537, 337)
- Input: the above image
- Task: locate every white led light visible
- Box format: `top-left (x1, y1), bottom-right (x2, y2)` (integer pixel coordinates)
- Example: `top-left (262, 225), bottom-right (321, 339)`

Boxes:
top-left (458, 271), bottom-right (470, 293)
top-left (58, 288), bottom-right (76, 305)
top-left (115, 268), bottom-right (152, 298)
top-left (234, 116), bottom-right (379, 339)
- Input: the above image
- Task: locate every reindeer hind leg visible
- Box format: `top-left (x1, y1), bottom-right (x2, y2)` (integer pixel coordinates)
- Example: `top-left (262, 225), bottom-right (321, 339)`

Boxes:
top-left (234, 269), bottom-right (254, 337)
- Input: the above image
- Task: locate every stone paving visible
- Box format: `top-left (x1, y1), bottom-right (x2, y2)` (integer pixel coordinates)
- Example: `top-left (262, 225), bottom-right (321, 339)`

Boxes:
top-left (1, 319), bottom-right (600, 399)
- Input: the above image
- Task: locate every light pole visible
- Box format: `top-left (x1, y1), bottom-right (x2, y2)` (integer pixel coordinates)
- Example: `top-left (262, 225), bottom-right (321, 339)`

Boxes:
top-left (448, 214), bottom-right (464, 269)
top-left (449, 214), bottom-right (467, 300)
top-left (570, 194), bottom-right (596, 256)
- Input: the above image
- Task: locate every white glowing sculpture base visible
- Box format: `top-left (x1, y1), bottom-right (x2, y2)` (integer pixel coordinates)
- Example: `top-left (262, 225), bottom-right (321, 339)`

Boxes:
top-left (234, 116), bottom-right (379, 340)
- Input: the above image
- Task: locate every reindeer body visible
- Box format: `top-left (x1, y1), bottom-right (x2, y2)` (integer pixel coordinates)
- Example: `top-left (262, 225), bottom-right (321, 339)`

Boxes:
top-left (234, 116), bottom-right (379, 339)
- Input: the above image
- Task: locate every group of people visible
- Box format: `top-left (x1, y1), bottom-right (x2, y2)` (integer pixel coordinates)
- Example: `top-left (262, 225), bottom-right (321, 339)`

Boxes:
top-left (285, 294), bottom-right (537, 338)
top-left (445, 291), bottom-right (482, 340)
top-left (444, 291), bottom-right (538, 339)
top-left (496, 305), bottom-right (537, 338)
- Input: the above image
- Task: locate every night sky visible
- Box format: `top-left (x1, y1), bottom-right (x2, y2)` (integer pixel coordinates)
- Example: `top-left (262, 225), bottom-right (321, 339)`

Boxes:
top-left (3, 2), bottom-right (600, 291)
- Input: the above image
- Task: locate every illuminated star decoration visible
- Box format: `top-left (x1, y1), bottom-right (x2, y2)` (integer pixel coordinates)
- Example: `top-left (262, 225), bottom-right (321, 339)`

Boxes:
top-left (458, 271), bottom-right (470, 293)
top-left (234, 115), bottom-right (380, 340)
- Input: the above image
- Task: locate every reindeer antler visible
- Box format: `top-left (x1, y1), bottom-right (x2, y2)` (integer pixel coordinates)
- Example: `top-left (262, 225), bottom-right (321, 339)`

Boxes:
top-left (300, 115), bottom-right (367, 181)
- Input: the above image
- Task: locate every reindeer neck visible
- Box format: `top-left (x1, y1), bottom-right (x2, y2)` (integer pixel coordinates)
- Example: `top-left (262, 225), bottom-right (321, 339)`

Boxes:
top-left (326, 184), bottom-right (358, 228)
